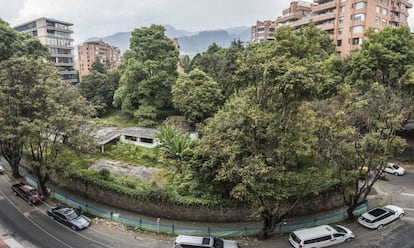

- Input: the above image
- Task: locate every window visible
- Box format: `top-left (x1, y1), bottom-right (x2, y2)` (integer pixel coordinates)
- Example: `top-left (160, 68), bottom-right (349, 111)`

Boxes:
top-left (340, 6), bottom-right (345, 12)
top-left (333, 233), bottom-right (345, 238)
top-left (352, 25), bottom-right (364, 33)
top-left (354, 13), bottom-right (365, 21)
top-left (355, 2), bottom-right (366, 9)
top-left (339, 17), bottom-right (344, 24)
top-left (338, 28), bottom-right (343, 35)
top-left (382, 8), bottom-right (388, 15)
top-left (376, 6), bottom-right (381, 13)
top-left (337, 40), bottom-right (342, 46)
top-left (375, 16), bottom-right (381, 24)
top-left (382, 18), bottom-right (387, 26)
top-left (352, 37), bottom-right (363, 45)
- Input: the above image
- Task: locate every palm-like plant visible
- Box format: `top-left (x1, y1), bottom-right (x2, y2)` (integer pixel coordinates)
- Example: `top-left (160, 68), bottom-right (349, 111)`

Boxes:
top-left (156, 125), bottom-right (191, 172)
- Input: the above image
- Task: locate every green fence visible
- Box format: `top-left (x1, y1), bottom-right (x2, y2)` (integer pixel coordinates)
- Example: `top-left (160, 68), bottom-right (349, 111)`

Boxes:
top-left (24, 174), bottom-right (368, 238)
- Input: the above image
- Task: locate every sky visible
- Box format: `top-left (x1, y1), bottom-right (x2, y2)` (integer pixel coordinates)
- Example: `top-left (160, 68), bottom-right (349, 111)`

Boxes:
top-left (0, 0), bottom-right (294, 44)
top-left (1, 0), bottom-right (414, 44)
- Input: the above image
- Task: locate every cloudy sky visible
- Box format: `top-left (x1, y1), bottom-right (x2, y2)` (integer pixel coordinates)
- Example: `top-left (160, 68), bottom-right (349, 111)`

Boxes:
top-left (1, 0), bottom-right (414, 44)
top-left (0, 0), bottom-right (294, 43)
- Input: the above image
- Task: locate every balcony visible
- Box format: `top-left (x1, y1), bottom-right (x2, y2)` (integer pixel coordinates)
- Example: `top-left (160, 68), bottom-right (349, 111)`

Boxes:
top-left (312, 12), bottom-right (336, 23)
top-left (58, 70), bottom-right (77, 75)
top-left (276, 13), bottom-right (304, 24)
top-left (312, 1), bottom-right (337, 12)
top-left (317, 23), bottom-right (335, 31)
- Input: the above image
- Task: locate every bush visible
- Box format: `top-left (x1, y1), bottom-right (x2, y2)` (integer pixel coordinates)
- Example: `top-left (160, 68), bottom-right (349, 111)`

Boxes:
top-left (99, 168), bottom-right (111, 179)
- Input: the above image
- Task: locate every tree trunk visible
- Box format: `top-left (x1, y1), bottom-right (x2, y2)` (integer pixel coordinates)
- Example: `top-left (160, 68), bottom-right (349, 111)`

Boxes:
top-left (259, 209), bottom-right (273, 240)
top-left (10, 158), bottom-right (21, 178)
top-left (34, 166), bottom-right (49, 198)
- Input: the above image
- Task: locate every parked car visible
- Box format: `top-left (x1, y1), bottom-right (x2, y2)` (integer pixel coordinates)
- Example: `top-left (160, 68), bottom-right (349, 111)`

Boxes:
top-left (289, 224), bottom-right (355, 248)
top-left (47, 206), bottom-right (91, 230)
top-left (0, 165), bottom-right (4, 174)
top-left (11, 182), bottom-right (45, 204)
top-left (358, 205), bottom-right (404, 229)
top-left (173, 235), bottom-right (239, 248)
top-left (383, 163), bottom-right (405, 176)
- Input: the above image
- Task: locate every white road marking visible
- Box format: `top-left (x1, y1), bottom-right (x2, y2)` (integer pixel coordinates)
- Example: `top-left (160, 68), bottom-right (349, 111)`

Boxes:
top-left (4, 238), bottom-right (24, 248)
top-left (402, 193), bottom-right (414, 197)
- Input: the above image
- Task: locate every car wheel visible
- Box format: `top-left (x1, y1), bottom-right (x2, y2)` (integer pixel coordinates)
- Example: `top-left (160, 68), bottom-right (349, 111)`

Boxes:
top-left (399, 213), bottom-right (404, 219)
top-left (394, 172), bottom-right (399, 176)
top-left (377, 224), bottom-right (384, 229)
top-left (345, 237), bottom-right (354, 242)
top-left (71, 225), bottom-right (77, 231)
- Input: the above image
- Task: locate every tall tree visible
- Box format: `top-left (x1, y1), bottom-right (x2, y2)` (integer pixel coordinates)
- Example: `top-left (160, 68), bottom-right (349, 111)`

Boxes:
top-left (172, 69), bottom-right (223, 126)
top-left (0, 56), bottom-right (94, 194)
top-left (114, 24), bottom-right (179, 125)
top-left (0, 20), bottom-right (49, 177)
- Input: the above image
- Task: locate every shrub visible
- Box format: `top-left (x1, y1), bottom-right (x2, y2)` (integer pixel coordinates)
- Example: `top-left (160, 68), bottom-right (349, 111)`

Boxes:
top-left (99, 168), bottom-right (111, 179)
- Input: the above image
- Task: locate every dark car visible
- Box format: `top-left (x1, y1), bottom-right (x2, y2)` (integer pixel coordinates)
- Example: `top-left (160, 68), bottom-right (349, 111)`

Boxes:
top-left (47, 206), bottom-right (91, 230)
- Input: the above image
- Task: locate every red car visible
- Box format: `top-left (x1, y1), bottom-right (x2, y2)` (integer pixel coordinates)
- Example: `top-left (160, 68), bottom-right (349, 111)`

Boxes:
top-left (11, 183), bottom-right (45, 204)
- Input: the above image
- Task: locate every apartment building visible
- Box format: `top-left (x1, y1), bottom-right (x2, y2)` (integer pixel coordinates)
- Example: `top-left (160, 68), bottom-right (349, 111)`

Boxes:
top-left (14, 17), bottom-right (78, 84)
top-left (251, 0), bottom-right (412, 56)
top-left (76, 40), bottom-right (122, 81)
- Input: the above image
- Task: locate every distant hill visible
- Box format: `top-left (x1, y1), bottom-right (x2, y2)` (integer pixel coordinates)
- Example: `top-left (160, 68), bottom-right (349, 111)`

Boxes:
top-left (83, 25), bottom-right (250, 56)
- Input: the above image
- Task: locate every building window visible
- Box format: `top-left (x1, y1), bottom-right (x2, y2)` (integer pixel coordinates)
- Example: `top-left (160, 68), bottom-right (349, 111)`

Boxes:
top-left (339, 17), bottom-right (344, 24)
top-left (340, 6), bottom-right (345, 12)
top-left (382, 8), bottom-right (388, 15)
top-left (375, 16), bottom-right (381, 24)
top-left (352, 25), bottom-right (364, 33)
top-left (355, 2), bottom-right (366, 9)
top-left (376, 6), bottom-right (381, 13)
top-left (382, 19), bottom-right (387, 26)
top-left (338, 28), bottom-right (343, 35)
top-left (337, 40), bottom-right (342, 46)
top-left (352, 37), bottom-right (363, 45)
top-left (382, 0), bottom-right (389, 5)
top-left (354, 13), bottom-right (365, 21)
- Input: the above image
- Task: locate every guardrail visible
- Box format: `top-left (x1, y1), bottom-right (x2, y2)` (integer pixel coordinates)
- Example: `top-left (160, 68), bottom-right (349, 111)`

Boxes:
top-left (23, 173), bottom-right (367, 237)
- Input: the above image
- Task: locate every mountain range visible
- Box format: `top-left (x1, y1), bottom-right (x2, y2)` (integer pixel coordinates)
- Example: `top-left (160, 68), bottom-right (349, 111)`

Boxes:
top-left (85, 25), bottom-right (250, 56)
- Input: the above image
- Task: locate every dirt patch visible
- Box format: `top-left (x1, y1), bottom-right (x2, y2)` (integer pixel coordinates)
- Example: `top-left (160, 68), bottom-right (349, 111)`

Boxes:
top-left (89, 158), bottom-right (161, 182)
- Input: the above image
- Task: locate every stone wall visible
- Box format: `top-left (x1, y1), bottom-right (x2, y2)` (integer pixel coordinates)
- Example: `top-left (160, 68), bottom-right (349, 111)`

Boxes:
top-left (49, 171), bottom-right (345, 222)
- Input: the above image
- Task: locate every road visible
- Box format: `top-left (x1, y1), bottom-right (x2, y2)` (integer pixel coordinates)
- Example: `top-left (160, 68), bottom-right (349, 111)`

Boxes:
top-left (1, 163), bottom-right (414, 248)
top-left (0, 174), bottom-right (172, 248)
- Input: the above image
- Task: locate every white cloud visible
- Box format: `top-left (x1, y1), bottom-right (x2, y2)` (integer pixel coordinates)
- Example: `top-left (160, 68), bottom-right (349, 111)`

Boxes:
top-left (3, 0), bottom-right (290, 43)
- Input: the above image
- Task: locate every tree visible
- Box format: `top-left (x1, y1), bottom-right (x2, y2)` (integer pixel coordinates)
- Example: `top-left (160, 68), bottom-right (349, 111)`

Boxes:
top-left (79, 68), bottom-right (120, 116)
top-left (0, 19), bottom-right (48, 62)
top-left (156, 125), bottom-right (191, 173)
top-left (172, 69), bottom-right (223, 125)
top-left (114, 24), bottom-right (179, 123)
top-left (0, 56), bottom-right (94, 195)
top-left (187, 25), bottom-right (338, 238)
top-left (0, 20), bottom-right (49, 177)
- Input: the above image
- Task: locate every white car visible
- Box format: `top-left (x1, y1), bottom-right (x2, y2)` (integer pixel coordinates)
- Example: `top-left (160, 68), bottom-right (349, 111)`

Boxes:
top-left (289, 224), bottom-right (354, 248)
top-left (384, 163), bottom-right (405, 176)
top-left (358, 205), bottom-right (404, 229)
top-left (0, 165), bottom-right (4, 174)
top-left (173, 235), bottom-right (239, 248)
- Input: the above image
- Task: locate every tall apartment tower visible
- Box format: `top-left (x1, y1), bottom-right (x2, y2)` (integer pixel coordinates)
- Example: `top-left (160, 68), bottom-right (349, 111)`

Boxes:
top-left (251, 0), bottom-right (412, 56)
top-left (76, 40), bottom-right (122, 81)
top-left (14, 17), bottom-right (78, 84)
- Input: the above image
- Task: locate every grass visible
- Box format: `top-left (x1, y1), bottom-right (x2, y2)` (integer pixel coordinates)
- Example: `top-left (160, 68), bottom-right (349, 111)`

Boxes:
top-left (97, 109), bottom-right (139, 127)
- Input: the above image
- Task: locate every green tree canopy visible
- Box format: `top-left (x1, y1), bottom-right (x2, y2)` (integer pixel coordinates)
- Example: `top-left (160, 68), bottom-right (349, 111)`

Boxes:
top-left (172, 69), bottom-right (223, 125)
top-left (114, 25), bottom-right (179, 124)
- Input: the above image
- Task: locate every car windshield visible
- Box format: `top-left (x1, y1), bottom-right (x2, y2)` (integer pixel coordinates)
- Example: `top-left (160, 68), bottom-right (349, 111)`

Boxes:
top-left (331, 225), bottom-right (346, 233)
top-left (27, 189), bottom-right (39, 196)
top-left (66, 211), bottom-right (79, 220)
top-left (213, 238), bottom-right (224, 248)
top-left (392, 165), bottom-right (399, 169)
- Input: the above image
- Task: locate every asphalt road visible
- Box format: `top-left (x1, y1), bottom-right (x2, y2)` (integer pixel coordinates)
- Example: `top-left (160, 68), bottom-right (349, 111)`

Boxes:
top-left (0, 174), bottom-right (172, 248)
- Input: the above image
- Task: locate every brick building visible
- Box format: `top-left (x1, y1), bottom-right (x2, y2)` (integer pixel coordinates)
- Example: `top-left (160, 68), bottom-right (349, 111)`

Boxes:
top-left (251, 0), bottom-right (412, 56)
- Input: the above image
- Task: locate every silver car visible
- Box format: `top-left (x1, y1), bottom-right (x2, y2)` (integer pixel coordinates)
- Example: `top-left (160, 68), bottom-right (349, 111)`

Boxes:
top-left (384, 163), bottom-right (405, 176)
top-left (358, 205), bottom-right (404, 229)
top-left (47, 206), bottom-right (91, 230)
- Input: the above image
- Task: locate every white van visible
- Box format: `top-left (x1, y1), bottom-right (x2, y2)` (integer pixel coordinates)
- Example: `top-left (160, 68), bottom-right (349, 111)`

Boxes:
top-left (173, 235), bottom-right (239, 248)
top-left (289, 224), bottom-right (355, 248)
